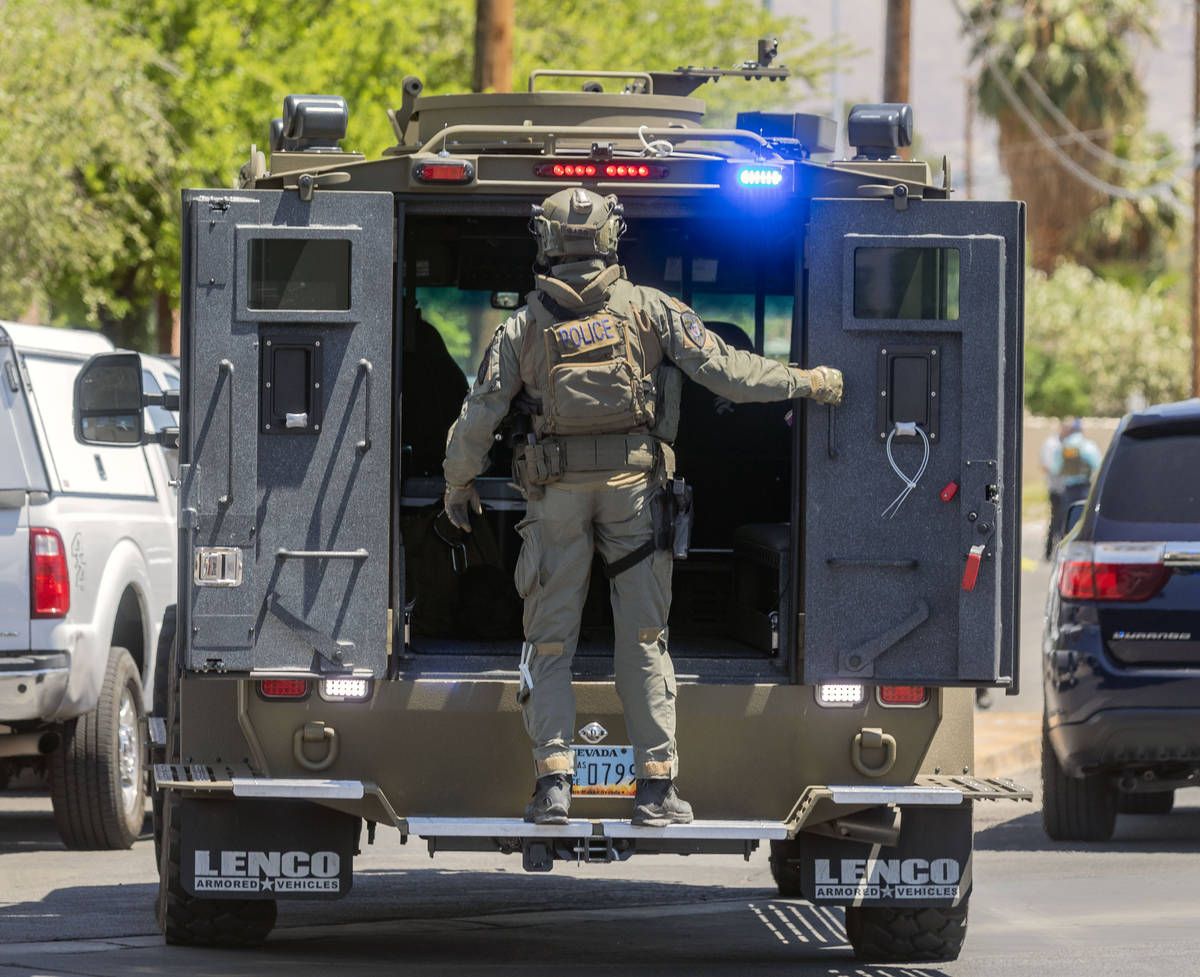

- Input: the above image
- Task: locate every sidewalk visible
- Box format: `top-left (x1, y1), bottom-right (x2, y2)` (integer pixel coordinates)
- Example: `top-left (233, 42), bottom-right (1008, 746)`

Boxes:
top-left (975, 711), bottom-right (1040, 778)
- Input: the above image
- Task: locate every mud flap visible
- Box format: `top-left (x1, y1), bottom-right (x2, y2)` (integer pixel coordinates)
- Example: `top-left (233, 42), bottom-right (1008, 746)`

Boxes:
top-left (796, 805), bottom-right (971, 908)
top-left (180, 797), bottom-right (357, 900)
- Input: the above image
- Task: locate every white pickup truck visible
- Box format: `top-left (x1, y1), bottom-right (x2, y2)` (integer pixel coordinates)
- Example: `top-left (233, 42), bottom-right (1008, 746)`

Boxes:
top-left (0, 321), bottom-right (177, 849)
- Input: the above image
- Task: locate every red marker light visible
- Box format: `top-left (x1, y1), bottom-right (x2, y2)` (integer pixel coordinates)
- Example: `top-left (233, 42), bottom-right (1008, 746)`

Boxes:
top-left (258, 678), bottom-right (310, 699)
top-left (940, 481), bottom-right (958, 502)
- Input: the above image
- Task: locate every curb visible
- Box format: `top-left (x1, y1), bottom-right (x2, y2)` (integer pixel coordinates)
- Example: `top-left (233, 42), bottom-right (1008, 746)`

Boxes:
top-left (974, 712), bottom-right (1041, 779)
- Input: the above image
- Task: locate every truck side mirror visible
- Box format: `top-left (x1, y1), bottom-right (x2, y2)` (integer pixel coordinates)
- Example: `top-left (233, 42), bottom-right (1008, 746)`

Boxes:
top-left (1063, 500), bottom-right (1086, 536)
top-left (74, 351), bottom-right (145, 446)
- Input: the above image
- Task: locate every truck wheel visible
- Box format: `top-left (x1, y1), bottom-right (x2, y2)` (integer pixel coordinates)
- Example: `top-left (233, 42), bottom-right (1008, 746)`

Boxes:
top-left (49, 646), bottom-right (146, 850)
top-left (157, 791), bottom-right (277, 945)
top-left (1041, 718), bottom-right (1116, 842)
top-left (1118, 790), bottom-right (1175, 815)
top-left (767, 839), bottom-right (804, 897)
top-left (844, 901), bottom-right (968, 962)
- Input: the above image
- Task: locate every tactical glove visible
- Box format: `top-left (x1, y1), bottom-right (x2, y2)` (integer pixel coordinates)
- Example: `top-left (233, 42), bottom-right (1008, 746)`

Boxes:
top-left (444, 482), bottom-right (482, 532)
top-left (801, 365), bottom-right (844, 406)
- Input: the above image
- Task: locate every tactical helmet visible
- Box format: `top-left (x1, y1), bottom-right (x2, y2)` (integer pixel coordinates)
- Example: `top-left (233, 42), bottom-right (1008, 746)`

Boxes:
top-left (530, 188), bottom-right (625, 265)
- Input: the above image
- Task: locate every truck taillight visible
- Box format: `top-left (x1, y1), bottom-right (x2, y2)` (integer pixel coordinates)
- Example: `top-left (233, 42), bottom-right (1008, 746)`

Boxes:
top-left (1058, 561), bottom-right (1170, 602)
top-left (30, 527), bottom-right (69, 618)
top-left (258, 679), bottom-right (310, 699)
top-left (877, 685), bottom-right (928, 706)
top-left (533, 161), bottom-right (667, 180)
top-left (413, 159), bottom-right (475, 184)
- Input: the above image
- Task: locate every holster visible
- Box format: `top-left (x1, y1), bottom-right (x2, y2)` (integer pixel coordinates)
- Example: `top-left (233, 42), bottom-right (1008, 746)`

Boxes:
top-left (648, 477), bottom-right (693, 558)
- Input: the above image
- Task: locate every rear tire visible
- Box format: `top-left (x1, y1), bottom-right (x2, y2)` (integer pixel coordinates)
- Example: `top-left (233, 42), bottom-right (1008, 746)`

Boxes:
top-left (844, 901), bottom-right (968, 962)
top-left (157, 790), bottom-right (277, 945)
top-left (1118, 790), bottom-right (1175, 815)
top-left (767, 839), bottom-right (805, 897)
top-left (1041, 718), bottom-right (1116, 842)
top-left (49, 647), bottom-right (146, 850)
top-left (151, 610), bottom-right (178, 866)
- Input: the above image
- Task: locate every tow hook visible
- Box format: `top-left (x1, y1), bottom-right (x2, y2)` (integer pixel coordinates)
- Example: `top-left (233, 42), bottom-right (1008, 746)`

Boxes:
top-left (294, 721), bottom-right (339, 771)
top-left (851, 727), bottom-right (897, 777)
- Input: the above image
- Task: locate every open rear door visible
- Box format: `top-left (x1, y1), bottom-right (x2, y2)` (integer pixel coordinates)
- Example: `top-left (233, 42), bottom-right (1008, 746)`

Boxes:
top-left (802, 197), bottom-right (1024, 688)
top-left (179, 189), bottom-right (394, 677)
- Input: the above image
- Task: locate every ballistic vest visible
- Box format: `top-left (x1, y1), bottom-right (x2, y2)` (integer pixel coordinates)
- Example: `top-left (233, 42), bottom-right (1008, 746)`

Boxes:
top-left (519, 275), bottom-right (665, 439)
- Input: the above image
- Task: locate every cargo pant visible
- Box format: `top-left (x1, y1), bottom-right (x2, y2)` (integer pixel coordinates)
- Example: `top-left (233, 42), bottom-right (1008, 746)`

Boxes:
top-left (515, 476), bottom-right (677, 781)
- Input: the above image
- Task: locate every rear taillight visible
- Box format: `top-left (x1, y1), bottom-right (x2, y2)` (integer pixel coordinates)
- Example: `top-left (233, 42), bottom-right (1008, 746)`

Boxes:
top-left (1057, 542), bottom-right (1171, 602)
top-left (878, 685), bottom-right (928, 706)
top-left (412, 159), bottom-right (475, 184)
top-left (30, 528), bottom-right (69, 618)
top-left (258, 678), bottom-right (310, 700)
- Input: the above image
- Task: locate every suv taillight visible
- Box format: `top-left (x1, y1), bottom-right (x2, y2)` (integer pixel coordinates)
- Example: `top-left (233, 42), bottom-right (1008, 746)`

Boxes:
top-left (1057, 542), bottom-right (1170, 602)
top-left (30, 527), bottom-right (70, 618)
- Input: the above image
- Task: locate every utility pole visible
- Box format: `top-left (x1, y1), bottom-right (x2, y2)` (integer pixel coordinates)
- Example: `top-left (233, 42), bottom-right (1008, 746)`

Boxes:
top-left (965, 78), bottom-right (975, 199)
top-left (884, 0), bottom-right (911, 159)
top-left (883, 0), bottom-right (911, 104)
top-left (1192, 0), bottom-right (1200, 396)
top-left (473, 0), bottom-right (514, 94)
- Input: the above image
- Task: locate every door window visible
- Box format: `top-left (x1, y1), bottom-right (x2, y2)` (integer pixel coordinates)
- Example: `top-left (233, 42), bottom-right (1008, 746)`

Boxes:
top-left (24, 356), bottom-right (155, 497)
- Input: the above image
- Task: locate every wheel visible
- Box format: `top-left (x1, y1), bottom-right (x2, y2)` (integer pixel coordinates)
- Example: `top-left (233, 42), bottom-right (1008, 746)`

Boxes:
top-left (157, 790), bottom-right (277, 945)
top-left (768, 839), bottom-right (804, 897)
top-left (1041, 717), bottom-right (1116, 842)
top-left (1118, 790), bottom-right (1175, 815)
top-left (49, 646), bottom-right (146, 849)
top-left (844, 901), bottom-right (968, 962)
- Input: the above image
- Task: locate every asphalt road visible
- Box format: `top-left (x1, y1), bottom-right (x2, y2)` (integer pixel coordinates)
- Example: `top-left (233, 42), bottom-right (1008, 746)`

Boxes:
top-left (8, 527), bottom-right (1180, 977)
top-left (3, 766), bottom-right (1200, 977)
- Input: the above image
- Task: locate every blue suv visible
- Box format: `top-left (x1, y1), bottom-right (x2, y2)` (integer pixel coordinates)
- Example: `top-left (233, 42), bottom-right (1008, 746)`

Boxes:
top-left (1042, 399), bottom-right (1200, 841)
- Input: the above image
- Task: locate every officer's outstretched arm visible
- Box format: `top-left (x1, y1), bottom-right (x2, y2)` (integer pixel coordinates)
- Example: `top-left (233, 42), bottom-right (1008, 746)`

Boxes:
top-left (442, 316), bottom-right (525, 530)
top-left (652, 296), bottom-right (842, 405)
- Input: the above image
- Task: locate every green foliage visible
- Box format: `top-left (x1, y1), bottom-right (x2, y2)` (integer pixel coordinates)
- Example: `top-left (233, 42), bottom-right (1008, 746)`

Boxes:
top-left (0, 0), bottom-right (175, 339)
top-left (1024, 262), bottom-right (1190, 416)
top-left (3, 0), bottom-right (833, 347)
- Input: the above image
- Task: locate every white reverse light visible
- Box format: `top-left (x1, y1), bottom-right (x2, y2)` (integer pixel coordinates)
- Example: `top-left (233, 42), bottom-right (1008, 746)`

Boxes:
top-left (816, 683), bottom-right (866, 707)
top-left (319, 678), bottom-right (371, 702)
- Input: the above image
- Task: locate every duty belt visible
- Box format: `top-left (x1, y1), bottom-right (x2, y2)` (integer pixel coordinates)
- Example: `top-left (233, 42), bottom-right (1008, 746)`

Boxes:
top-left (521, 434), bottom-right (671, 485)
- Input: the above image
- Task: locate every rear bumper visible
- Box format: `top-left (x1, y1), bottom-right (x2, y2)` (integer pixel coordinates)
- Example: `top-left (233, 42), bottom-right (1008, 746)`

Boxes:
top-left (0, 652), bottom-right (70, 722)
top-left (1047, 708), bottom-right (1200, 777)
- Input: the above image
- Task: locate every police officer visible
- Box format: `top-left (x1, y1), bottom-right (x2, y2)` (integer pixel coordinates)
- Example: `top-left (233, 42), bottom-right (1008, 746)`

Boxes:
top-left (442, 188), bottom-right (843, 826)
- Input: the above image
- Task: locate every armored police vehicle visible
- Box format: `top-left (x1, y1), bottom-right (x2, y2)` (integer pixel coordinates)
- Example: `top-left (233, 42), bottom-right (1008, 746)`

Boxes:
top-left (75, 45), bottom-right (1029, 960)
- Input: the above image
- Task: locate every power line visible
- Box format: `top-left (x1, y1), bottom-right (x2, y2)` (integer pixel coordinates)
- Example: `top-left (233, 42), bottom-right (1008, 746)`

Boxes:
top-left (951, 0), bottom-right (1184, 207)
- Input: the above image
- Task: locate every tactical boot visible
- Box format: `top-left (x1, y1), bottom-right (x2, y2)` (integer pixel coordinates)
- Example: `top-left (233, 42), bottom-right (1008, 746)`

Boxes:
top-left (631, 779), bottom-right (694, 827)
top-left (523, 773), bottom-right (572, 824)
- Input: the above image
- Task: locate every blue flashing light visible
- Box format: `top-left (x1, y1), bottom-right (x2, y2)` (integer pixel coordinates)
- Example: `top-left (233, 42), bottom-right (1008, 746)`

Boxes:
top-left (736, 166), bottom-right (784, 188)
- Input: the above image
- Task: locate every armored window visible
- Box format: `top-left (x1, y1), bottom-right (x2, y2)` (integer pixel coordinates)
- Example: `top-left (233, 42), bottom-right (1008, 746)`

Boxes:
top-left (853, 247), bottom-right (960, 320)
top-left (248, 238), bottom-right (352, 311)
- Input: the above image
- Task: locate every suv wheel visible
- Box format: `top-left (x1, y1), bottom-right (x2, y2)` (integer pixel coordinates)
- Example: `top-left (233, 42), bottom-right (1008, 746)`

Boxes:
top-left (1041, 717), bottom-right (1116, 842)
top-left (49, 646), bottom-right (146, 849)
top-left (157, 790), bottom-right (277, 945)
top-left (1118, 790), bottom-right (1175, 815)
top-left (844, 901), bottom-right (968, 962)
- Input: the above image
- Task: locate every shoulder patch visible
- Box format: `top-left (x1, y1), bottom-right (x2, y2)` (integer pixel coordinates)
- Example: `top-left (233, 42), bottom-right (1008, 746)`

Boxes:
top-left (680, 311), bottom-right (707, 348)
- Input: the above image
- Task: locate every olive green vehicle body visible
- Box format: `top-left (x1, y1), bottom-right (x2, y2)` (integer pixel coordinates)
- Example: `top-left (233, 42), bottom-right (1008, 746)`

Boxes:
top-left (130, 65), bottom-right (1029, 948)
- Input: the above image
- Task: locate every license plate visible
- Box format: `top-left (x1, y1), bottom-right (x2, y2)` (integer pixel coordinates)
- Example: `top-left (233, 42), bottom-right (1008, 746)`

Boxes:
top-left (571, 745), bottom-right (636, 796)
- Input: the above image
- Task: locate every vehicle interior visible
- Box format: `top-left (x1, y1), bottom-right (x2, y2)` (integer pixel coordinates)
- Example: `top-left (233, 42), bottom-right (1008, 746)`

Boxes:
top-left (395, 206), bottom-right (803, 684)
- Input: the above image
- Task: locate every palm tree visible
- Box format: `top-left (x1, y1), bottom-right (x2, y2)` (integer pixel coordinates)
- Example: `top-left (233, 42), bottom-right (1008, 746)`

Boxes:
top-left (962, 0), bottom-right (1171, 272)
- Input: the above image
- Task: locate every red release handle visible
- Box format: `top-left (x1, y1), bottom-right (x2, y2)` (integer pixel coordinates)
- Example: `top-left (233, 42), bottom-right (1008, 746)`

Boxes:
top-left (961, 544), bottom-right (985, 591)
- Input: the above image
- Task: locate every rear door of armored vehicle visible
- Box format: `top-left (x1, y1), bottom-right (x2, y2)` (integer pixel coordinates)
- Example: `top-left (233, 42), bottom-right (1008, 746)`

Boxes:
top-left (801, 195), bottom-right (1025, 690)
top-left (179, 189), bottom-right (395, 678)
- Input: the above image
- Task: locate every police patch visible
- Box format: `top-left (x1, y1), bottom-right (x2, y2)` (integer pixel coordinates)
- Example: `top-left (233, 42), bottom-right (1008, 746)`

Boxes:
top-left (681, 312), bottom-right (707, 348)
